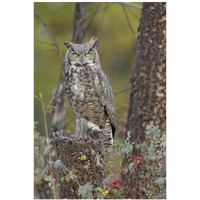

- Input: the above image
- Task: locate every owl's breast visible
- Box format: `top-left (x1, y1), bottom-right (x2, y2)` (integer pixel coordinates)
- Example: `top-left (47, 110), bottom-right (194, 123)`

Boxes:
top-left (65, 65), bottom-right (106, 126)
top-left (68, 72), bottom-right (85, 101)
top-left (66, 65), bottom-right (101, 99)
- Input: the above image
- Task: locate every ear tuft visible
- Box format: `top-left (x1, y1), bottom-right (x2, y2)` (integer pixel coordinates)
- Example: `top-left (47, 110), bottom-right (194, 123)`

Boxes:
top-left (90, 37), bottom-right (99, 48)
top-left (64, 42), bottom-right (71, 48)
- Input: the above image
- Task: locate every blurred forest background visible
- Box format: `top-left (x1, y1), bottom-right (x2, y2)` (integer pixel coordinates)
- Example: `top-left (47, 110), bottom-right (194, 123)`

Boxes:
top-left (34, 2), bottom-right (142, 138)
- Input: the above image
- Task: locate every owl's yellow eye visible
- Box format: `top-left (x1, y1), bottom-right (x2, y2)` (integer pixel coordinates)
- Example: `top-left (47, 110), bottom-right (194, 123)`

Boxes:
top-left (85, 52), bottom-right (91, 56)
top-left (72, 52), bottom-right (79, 56)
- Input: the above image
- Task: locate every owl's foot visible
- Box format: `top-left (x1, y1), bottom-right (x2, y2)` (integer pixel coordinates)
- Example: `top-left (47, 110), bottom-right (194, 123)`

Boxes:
top-left (90, 128), bottom-right (104, 140)
top-left (87, 121), bottom-right (103, 139)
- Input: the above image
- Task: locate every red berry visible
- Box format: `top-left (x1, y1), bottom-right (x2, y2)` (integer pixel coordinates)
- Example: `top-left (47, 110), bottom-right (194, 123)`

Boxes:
top-left (145, 178), bottom-right (148, 182)
top-left (136, 157), bottom-right (141, 161)
top-left (117, 179), bottom-right (122, 183)
top-left (132, 156), bottom-right (135, 160)
top-left (122, 169), bottom-right (125, 173)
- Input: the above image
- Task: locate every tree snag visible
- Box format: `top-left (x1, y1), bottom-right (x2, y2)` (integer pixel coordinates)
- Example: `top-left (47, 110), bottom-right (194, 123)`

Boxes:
top-left (53, 122), bottom-right (105, 199)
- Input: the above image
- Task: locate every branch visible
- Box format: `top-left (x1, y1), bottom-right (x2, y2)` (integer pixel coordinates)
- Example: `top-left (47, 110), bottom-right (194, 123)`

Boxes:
top-left (84, 3), bottom-right (101, 35)
top-left (119, 2), bottom-right (142, 10)
top-left (114, 86), bottom-right (131, 96)
top-left (65, 118), bottom-right (74, 128)
top-left (121, 5), bottom-right (135, 37)
top-left (37, 145), bottom-right (62, 199)
top-left (34, 10), bottom-right (63, 67)
top-left (34, 37), bottom-right (56, 46)
top-left (73, 3), bottom-right (88, 43)
top-left (84, 3), bottom-right (113, 23)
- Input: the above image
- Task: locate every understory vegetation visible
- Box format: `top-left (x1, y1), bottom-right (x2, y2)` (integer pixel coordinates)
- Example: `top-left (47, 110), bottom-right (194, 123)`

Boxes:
top-left (34, 95), bottom-right (166, 199)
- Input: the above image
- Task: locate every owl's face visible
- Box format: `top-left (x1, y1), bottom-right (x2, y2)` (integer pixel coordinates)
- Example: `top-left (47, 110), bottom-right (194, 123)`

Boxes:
top-left (64, 37), bottom-right (100, 67)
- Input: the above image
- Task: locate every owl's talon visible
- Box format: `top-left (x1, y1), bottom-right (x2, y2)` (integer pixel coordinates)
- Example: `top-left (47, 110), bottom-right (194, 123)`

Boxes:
top-left (89, 127), bottom-right (104, 140)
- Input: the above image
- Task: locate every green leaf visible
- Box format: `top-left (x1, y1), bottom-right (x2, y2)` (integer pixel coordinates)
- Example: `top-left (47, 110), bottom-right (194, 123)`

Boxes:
top-left (69, 171), bottom-right (74, 180)
top-left (34, 146), bottom-right (39, 155)
top-left (78, 182), bottom-right (93, 198)
top-left (154, 177), bottom-right (166, 187)
top-left (95, 153), bottom-right (102, 167)
top-left (60, 177), bottom-right (65, 182)
top-left (65, 176), bottom-right (70, 182)
top-left (73, 169), bottom-right (80, 173)
top-left (43, 175), bottom-right (52, 182)
top-left (43, 144), bottom-right (53, 155)
top-left (46, 138), bottom-right (52, 145)
top-left (81, 155), bottom-right (87, 161)
top-left (41, 164), bottom-right (50, 176)
top-left (97, 187), bottom-right (103, 193)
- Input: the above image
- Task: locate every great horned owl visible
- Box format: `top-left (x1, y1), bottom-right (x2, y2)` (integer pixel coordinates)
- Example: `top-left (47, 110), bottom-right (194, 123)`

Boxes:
top-left (64, 37), bottom-right (116, 151)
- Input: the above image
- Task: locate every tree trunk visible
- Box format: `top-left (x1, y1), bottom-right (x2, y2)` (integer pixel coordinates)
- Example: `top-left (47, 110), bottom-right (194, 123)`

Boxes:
top-left (73, 3), bottom-right (88, 43)
top-left (127, 2), bottom-right (166, 145)
top-left (122, 3), bottom-right (166, 199)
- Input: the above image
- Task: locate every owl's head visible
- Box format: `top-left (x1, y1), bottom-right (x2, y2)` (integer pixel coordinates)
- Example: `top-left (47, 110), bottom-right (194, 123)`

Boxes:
top-left (64, 37), bottom-right (100, 66)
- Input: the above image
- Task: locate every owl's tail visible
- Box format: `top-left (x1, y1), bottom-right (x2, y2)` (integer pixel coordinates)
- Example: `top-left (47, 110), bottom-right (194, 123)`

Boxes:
top-left (104, 118), bottom-right (114, 152)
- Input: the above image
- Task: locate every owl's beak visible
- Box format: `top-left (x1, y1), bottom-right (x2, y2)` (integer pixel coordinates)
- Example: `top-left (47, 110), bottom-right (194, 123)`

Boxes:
top-left (80, 55), bottom-right (84, 65)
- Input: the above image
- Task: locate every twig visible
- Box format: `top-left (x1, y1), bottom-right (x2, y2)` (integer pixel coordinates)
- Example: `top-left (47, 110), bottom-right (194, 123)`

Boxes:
top-left (35, 29), bottom-right (47, 37)
top-left (65, 168), bottom-right (81, 187)
top-left (121, 5), bottom-right (135, 37)
top-left (99, 3), bottom-right (113, 28)
top-left (84, 3), bottom-right (101, 34)
top-left (119, 2), bottom-right (142, 10)
top-left (38, 145), bottom-right (62, 199)
top-left (34, 10), bottom-right (63, 68)
top-left (84, 3), bottom-right (113, 23)
top-left (114, 86), bottom-right (131, 96)
top-left (34, 37), bottom-right (56, 46)
top-left (36, 49), bottom-right (57, 52)
top-left (65, 118), bottom-right (74, 128)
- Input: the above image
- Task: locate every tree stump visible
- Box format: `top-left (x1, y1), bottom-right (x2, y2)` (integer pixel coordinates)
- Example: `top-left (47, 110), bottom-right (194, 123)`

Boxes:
top-left (53, 122), bottom-right (105, 199)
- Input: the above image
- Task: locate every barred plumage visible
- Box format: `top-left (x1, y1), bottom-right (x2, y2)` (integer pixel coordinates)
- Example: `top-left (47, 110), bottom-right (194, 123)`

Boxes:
top-left (64, 37), bottom-right (116, 152)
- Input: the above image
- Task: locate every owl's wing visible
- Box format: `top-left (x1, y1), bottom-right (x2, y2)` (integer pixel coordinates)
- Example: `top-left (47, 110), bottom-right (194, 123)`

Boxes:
top-left (99, 71), bottom-right (116, 137)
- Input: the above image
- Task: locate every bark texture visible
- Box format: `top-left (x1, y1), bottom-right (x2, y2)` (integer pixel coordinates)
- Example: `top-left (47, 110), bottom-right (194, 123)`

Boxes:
top-left (51, 73), bottom-right (67, 132)
top-left (122, 3), bottom-right (166, 199)
top-left (127, 2), bottom-right (166, 144)
top-left (73, 3), bottom-right (88, 43)
top-left (53, 127), bottom-right (105, 199)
